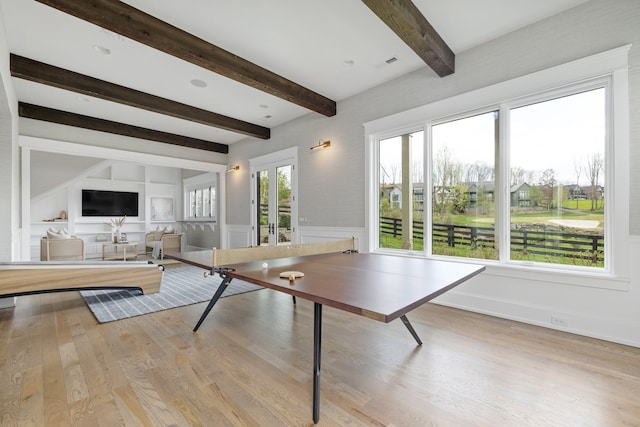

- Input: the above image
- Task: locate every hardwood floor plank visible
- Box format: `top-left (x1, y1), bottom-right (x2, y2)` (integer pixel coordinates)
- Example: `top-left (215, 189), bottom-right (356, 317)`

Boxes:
top-left (0, 400), bottom-right (20, 426)
top-left (1, 291), bottom-right (639, 426)
top-left (18, 365), bottom-right (44, 426)
top-left (112, 385), bottom-right (155, 427)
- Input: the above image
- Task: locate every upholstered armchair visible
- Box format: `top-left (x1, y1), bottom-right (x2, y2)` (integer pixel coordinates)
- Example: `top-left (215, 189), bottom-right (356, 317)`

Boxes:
top-left (40, 236), bottom-right (85, 261)
top-left (145, 231), bottom-right (182, 259)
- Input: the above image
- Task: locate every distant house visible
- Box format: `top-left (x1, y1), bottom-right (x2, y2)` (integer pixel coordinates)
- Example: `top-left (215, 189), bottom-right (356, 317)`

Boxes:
top-left (581, 185), bottom-right (604, 200)
top-left (380, 183), bottom-right (424, 211)
top-left (464, 181), bottom-right (530, 208)
top-left (566, 184), bottom-right (604, 200)
top-left (463, 181), bottom-right (494, 207)
top-left (510, 183), bottom-right (531, 207)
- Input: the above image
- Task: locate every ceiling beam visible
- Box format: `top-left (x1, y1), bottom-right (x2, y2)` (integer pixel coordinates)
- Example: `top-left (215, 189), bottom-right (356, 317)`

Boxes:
top-left (361, 0), bottom-right (455, 77)
top-left (10, 54), bottom-right (269, 140)
top-left (36, 0), bottom-right (337, 117)
top-left (19, 103), bottom-right (229, 154)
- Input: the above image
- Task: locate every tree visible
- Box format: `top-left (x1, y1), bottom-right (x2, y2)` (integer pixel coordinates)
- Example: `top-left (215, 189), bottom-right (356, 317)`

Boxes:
top-left (538, 168), bottom-right (556, 210)
top-left (450, 184), bottom-right (469, 213)
top-left (586, 153), bottom-right (603, 211)
top-left (529, 185), bottom-right (544, 207)
top-left (511, 166), bottom-right (526, 186)
top-left (573, 157), bottom-right (583, 209)
top-left (433, 145), bottom-right (463, 219)
top-left (464, 162), bottom-right (494, 183)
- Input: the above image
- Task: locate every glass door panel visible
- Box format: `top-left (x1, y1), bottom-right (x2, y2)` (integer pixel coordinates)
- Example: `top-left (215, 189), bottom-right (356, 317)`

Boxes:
top-left (276, 165), bottom-right (292, 244)
top-left (250, 147), bottom-right (298, 247)
top-left (257, 169), bottom-right (271, 246)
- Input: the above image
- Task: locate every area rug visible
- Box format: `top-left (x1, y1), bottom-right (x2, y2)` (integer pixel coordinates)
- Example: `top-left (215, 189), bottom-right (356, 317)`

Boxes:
top-left (81, 265), bottom-right (263, 323)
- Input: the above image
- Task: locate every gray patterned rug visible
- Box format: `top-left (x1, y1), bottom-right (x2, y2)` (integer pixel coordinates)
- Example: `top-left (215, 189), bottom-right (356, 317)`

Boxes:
top-left (81, 265), bottom-right (263, 323)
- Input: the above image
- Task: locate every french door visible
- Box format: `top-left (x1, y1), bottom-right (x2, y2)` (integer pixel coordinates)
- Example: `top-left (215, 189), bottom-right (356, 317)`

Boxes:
top-left (250, 148), bottom-right (298, 246)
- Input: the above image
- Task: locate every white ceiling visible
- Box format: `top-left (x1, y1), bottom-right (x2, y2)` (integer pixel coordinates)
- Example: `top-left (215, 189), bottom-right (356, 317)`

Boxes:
top-left (0, 0), bottom-right (589, 146)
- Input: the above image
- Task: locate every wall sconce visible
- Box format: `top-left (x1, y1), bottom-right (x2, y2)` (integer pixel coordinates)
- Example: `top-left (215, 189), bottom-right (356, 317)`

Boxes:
top-left (310, 139), bottom-right (331, 151)
top-left (226, 165), bottom-right (240, 173)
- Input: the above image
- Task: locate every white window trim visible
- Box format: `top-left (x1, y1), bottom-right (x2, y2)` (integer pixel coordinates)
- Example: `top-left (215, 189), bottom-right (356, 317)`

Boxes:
top-left (364, 45), bottom-right (631, 290)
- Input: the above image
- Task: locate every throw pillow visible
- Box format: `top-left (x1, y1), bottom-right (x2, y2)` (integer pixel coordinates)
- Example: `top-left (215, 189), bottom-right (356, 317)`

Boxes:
top-left (46, 227), bottom-right (72, 239)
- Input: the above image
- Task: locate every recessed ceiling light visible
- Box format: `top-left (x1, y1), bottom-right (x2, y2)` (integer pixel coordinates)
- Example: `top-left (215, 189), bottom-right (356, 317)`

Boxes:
top-left (190, 79), bottom-right (207, 88)
top-left (93, 44), bottom-right (111, 55)
top-left (343, 59), bottom-right (355, 67)
top-left (259, 104), bottom-right (269, 109)
top-left (264, 115), bottom-right (272, 119)
top-left (78, 96), bottom-right (91, 103)
top-left (385, 57), bottom-right (398, 64)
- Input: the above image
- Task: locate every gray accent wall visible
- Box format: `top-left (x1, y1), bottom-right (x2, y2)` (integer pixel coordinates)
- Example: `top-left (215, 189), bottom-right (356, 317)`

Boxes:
top-left (227, 0), bottom-right (640, 235)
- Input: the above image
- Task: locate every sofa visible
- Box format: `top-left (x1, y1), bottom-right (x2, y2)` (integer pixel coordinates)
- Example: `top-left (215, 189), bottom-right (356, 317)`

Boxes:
top-left (145, 228), bottom-right (182, 259)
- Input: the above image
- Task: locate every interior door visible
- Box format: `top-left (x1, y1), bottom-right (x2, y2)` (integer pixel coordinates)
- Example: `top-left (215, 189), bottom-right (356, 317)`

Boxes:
top-left (250, 148), bottom-right (297, 247)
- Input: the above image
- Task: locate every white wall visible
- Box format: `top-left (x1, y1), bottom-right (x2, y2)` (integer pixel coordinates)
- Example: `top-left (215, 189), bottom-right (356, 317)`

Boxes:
top-left (0, 3), bottom-right (20, 306)
top-left (227, 0), bottom-right (640, 346)
top-left (0, 1), bottom-right (19, 263)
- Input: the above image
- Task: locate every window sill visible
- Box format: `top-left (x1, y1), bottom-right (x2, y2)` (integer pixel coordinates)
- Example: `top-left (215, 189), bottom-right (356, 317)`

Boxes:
top-left (481, 262), bottom-right (629, 291)
top-left (429, 253), bottom-right (630, 292)
top-left (372, 248), bottom-right (630, 292)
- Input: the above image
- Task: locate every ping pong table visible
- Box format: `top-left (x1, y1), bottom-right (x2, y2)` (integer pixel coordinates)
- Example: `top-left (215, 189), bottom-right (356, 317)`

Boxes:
top-left (167, 249), bottom-right (484, 423)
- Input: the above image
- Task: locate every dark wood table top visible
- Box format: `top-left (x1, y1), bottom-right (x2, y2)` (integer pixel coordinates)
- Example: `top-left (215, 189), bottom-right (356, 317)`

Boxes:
top-left (166, 250), bottom-right (485, 323)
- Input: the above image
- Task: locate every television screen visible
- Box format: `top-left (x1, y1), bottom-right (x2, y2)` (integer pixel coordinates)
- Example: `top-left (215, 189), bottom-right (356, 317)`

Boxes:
top-left (82, 190), bottom-right (139, 217)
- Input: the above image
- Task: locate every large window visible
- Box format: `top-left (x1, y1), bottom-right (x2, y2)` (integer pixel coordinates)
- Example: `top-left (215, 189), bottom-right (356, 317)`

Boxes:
top-left (378, 132), bottom-right (423, 251)
top-left (509, 88), bottom-right (605, 267)
top-left (188, 186), bottom-right (215, 219)
top-left (183, 173), bottom-right (217, 221)
top-left (427, 88), bottom-right (606, 268)
top-left (431, 111), bottom-right (497, 260)
top-left (367, 46), bottom-right (630, 278)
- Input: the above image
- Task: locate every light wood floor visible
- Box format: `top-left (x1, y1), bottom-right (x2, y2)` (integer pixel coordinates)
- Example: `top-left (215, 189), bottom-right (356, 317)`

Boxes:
top-left (1, 289), bottom-right (639, 426)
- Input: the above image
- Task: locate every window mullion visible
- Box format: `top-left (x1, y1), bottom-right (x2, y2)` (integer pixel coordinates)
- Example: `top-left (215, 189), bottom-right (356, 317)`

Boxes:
top-left (497, 105), bottom-right (510, 263)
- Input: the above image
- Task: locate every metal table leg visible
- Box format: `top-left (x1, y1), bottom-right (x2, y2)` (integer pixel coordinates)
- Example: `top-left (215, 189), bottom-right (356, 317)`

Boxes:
top-left (193, 275), bottom-right (232, 332)
top-left (313, 302), bottom-right (322, 423)
top-left (400, 314), bottom-right (423, 345)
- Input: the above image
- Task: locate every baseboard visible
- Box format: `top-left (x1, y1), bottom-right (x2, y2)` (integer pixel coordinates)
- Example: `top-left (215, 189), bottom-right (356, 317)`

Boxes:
top-left (433, 290), bottom-right (640, 348)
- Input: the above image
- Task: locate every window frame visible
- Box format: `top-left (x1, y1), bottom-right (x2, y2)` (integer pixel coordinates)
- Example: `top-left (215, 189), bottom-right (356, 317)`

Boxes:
top-left (364, 45), bottom-right (630, 290)
top-left (183, 172), bottom-right (217, 222)
top-left (426, 81), bottom-right (610, 271)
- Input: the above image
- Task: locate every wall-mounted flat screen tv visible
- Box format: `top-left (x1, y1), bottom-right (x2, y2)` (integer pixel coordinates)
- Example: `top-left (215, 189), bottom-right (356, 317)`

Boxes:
top-left (82, 189), bottom-right (139, 217)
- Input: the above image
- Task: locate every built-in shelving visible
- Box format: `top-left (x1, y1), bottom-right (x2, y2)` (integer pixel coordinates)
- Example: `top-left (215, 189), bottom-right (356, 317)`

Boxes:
top-left (29, 163), bottom-right (184, 260)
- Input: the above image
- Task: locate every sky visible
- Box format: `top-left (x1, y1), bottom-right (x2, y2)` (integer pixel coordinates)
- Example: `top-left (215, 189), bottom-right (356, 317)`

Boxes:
top-left (380, 87), bottom-right (605, 186)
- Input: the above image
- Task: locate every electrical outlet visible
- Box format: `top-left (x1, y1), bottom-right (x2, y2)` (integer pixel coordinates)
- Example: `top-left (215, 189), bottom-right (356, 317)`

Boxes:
top-left (550, 314), bottom-right (569, 327)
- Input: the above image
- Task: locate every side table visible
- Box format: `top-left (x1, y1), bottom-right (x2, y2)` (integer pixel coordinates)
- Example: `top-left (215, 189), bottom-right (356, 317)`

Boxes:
top-left (102, 242), bottom-right (138, 261)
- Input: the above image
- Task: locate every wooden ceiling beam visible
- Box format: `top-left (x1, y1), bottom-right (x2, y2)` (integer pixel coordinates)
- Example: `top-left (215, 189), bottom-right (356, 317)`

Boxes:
top-left (10, 54), bottom-right (269, 140)
top-left (19, 103), bottom-right (229, 154)
top-left (36, 0), bottom-right (337, 117)
top-left (361, 0), bottom-right (455, 77)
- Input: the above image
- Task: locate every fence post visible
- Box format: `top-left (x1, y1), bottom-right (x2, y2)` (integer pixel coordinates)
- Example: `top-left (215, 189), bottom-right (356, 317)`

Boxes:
top-left (592, 235), bottom-right (599, 263)
top-left (447, 224), bottom-right (455, 247)
top-left (393, 218), bottom-right (399, 238)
